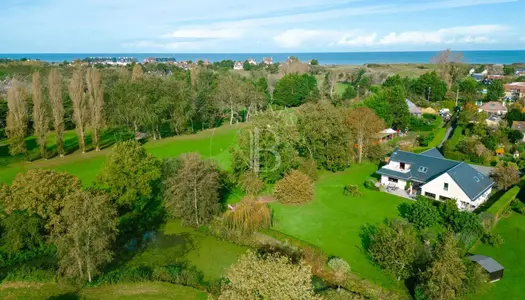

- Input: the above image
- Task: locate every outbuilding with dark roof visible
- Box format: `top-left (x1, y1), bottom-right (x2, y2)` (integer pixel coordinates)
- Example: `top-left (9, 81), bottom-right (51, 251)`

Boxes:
top-left (468, 255), bottom-right (504, 282)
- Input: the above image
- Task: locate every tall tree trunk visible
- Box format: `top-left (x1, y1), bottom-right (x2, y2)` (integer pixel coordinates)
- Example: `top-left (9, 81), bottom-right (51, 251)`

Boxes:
top-left (230, 104), bottom-right (234, 125)
top-left (193, 172), bottom-right (199, 226)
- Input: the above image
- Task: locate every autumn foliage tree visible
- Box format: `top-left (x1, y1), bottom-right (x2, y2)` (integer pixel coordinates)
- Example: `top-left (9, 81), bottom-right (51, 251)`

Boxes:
top-left (5, 79), bottom-right (28, 157)
top-left (219, 250), bottom-right (319, 300)
top-left (218, 197), bottom-right (271, 236)
top-left (274, 170), bottom-right (314, 204)
top-left (163, 153), bottom-right (221, 227)
top-left (32, 72), bottom-right (49, 159)
top-left (239, 171), bottom-right (264, 195)
top-left (345, 107), bottom-right (385, 163)
top-left (490, 162), bottom-right (520, 190)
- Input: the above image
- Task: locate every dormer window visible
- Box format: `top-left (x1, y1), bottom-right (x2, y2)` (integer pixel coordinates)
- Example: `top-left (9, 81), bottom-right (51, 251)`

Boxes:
top-left (474, 176), bottom-right (480, 182)
top-left (400, 162), bottom-right (406, 170)
top-left (418, 166), bottom-right (428, 173)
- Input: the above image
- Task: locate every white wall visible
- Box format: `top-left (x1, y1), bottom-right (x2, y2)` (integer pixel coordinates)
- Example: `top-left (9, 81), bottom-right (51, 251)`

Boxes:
top-left (380, 175), bottom-right (406, 190)
top-left (386, 161), bottom-right (411, 171)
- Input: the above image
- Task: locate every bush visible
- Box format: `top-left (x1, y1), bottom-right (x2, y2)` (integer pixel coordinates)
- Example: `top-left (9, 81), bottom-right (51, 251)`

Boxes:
top-left (403, 197), bottom-right (440, 229)
top-left (487, 185), bottom-right (521, 219)
top-left (274, 170), bottom-right (314, 204)
top-left (344, 185), bottom-right (361, 196)
top-left (364, 178), bottom-right (379, 191)
top-left (239, 171), bottom-right (264, 195)
top-left (481, 232), bottom-right (504, 247)
top-left (298, 158), bottom-right (318, 181)
top-left (417, 132), bottom-right (435, 147)
top-left (2, 266), bottom-right (56, 283)
top-left (214, 197), bottom-right (272, 237)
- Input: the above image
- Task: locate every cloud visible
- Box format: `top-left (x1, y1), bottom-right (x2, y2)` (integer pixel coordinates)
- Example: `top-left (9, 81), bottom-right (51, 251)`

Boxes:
top-left (123, 40), bottom-right (206, 50)
top-left (161, 28), bottom-right (245, 39)
top-left (273, 29), bottom-right (342, 48)
top-left (338, 33), bottom-right (378, 46)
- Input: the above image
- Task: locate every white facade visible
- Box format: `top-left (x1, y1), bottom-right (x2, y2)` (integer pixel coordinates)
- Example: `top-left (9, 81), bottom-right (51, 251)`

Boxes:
top-left (380, 175), bottom-right (407, 190)
top-left (420, 173), bottom-right (491, 211)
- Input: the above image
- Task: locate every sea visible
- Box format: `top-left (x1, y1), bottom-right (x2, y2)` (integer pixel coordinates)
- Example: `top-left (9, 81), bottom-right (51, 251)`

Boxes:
top-left (0, 51), bottom-right (524, 65)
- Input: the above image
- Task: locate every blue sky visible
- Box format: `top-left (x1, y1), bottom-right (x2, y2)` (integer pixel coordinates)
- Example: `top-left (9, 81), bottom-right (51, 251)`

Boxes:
top-left (1, 0), bottom-right (524, 53)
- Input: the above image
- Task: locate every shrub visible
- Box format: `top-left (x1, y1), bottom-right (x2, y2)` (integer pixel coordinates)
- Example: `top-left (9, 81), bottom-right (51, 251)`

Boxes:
top-left (481, 232), bottom-right (504, 247)
top-left (364, 178), bottom-right (379, 191)
top-left (274, 170), bottom-right (314, 204)
top-left (298, 158), bottom-right (318, 181)
top-left (216, 197), bottom-right (272, 236)
top-left (344, 185), bottom-right (361, 196)
top-left (3, 266), bottom-right (56, 283)
top-left (403, 197), bottom-right (440, 229)
top-left (239, 171), bottom-right (264, 195)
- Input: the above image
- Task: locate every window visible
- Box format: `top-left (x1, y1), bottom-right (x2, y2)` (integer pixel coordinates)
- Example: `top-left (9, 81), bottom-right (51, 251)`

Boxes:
top-left (400, 162), bottom-right (406, 170)
top-left (439, 195), bottom-right (452, 201)
top-left (418, 166), bottom-right (428, 173)
top-left (425, 192), bottom-right (436, 199)
top-left (388, 177), bottom-right (398, 183)
top-left (474, 176), bottom-right (480, 182)
top-left (444, 183), bottom-right (449, 191)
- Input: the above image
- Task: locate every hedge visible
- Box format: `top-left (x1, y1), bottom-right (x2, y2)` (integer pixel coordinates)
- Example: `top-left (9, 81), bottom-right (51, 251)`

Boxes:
top-left (487, 185), bottom-right (521, 219)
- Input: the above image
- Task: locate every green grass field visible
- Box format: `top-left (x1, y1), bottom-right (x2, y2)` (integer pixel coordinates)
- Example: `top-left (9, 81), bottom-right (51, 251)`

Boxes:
top-left (0, 282), bottom-right (207, 300)
top-left (270, 163), bottom-right (409, 292)
top-left (471, 213), bottom-right (525, 300)
top-left (0, 125), bottom-right (242, 184)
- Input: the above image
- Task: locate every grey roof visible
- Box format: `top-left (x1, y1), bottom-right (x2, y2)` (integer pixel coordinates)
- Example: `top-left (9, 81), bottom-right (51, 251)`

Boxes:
top-left (420, 148), bottom-right (445, 159)
top-left (406, 99), bottom-right (422, 115)
top-left (447, 163), bottom-right (495, 201)
top-left (377, 148), bottom-right (494, 200)
top-left (468, 255), bottom-right (504, 273)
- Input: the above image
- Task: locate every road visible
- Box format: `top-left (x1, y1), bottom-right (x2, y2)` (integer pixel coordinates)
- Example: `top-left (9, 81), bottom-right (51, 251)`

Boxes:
top-left (469, 164), bottom-right (494, 177)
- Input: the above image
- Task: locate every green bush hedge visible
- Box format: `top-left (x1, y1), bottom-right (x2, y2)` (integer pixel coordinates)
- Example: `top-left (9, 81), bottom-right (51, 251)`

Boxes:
top-left (364, 178), bottom-right (379, 191)
top-left (487, 185), bottom-right (521, 219)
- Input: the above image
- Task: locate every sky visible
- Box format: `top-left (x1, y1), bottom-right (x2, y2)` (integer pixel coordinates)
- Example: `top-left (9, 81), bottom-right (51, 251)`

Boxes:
top-left (1, 0), bottom-right (524, 53)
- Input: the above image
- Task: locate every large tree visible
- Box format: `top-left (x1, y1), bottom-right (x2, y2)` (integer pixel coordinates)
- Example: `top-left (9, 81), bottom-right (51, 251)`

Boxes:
top-left (384, 85), bottom-right (411, 129)
top-left (0, 169), bottom-right (82, 231)
top-left (490, 162), bottom-right (520, 190)
top-left (418, 234), bottom-right (466, 300)
top-left (0, 210), bottom-right (45, 254)
top-left (367, 219), bottom-right (420, 281)
top-left (413, 72), bottom-right (448, 102)
top-left (486, 80), bottom-right (505, 101)
top-left (345, 107), bottom-right (385, 163)
top-left (431, 49), bottom-right (466, 89)
top-left (163, 153), bottom-right (221, 227)
top-left (69, 68), bottom-right (89, 153)
top-left (296, 102), bottom-right (352, 171)
top-left (86, 68), bottom-right (104, 151)
top-left (219, 250), bottom-right (319, 300)
top-left (32, 72), bottom-right (49, 159)
top-left (364, 92), bottom-right (393, 127)
top-left (214, 73), bottom-right (244, 125)
top-left (48, 69), bottom-right (65, 157)
top-left (97, 140), bottom-right (161, 207)
top-left (5, 79), bottom-right (28, 157)
top-left (273, 73), bottom-right (318, 107)
top-left (53, 189), bottom-right (117, 282)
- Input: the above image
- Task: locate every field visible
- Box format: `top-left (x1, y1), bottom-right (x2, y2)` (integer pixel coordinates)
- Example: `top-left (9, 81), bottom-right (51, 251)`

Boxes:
top-left (271, 163), bottom-right (410, 292)
top-left (471, 213), bottom-right (525, 300)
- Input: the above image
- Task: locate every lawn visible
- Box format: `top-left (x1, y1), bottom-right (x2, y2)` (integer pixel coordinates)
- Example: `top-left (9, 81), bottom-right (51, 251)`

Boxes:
top-left (0, 125), bottom-right (242, 184)
top-left (270, 163), bottom-right (410, 292)
top-left (0, 282), bottom-right (207, 300)
top-left (470, 213), bottom-right (525, 300)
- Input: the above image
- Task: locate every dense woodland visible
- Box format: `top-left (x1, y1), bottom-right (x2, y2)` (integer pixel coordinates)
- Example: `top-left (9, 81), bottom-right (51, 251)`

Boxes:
top-left (0, 53), bottom-right (524, 299)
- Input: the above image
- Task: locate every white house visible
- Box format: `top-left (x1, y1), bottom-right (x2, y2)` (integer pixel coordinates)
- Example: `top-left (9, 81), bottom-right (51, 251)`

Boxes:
top-left (377, 148), bottom-right (494, 211)
top-left (248, 58), bottom-right (257, 65)
top-left (233, 62), bottom-right (244, 70)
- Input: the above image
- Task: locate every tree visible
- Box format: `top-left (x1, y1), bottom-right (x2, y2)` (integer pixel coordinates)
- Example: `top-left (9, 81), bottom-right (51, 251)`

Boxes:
top-left (273, 74), bottom-right (318, 107)
top-left (508, 129), bottom-right (524, 143)
top-left (48, 69), bottom-right (65, 157)
top-left (431, 49), bottom-right (465, 89)
top-left (413, 72), bottom-right (448, 102)
top-left (5, 79), bottom-right (28, 157)
top-left (341, 85), bottom-right (356, 100)
top-left (459, 77), bottom-right (480, 102)
top-left (486, 80), bottom-right (505, 101)
top-left (345, 107), bottom-right (385, 163)
top-left (68, 68), bottom-right (89, 153)
top-left (86, 68), bottom-right (104, 151)
top-left (490, 162), bottom-right (520, 190)
top-left (239, 171), bottom-right (264, 195)
top-left (32, 72), bottom-right (49, 159)
top-left (364, 92), bottom-right (393, 126)
top-left (231, 111), bottom-right (300, 183)
top-left (296, 103), bottom-right (352, 171)
top-left (214, 73), bottom-right (244, 125)
top-left (274, 170), bottom-right (314, 204)
top-left (384, 85), bottom-right (410, 129)
top-left (418, 234), bottom-right (466, 300)
top-left (163, 153), bottom-right (221, 227)
top-left (503, 65), bottom-right (515, 76)
top-left (1, 211), bottom-right (45, 254)
top-left (97, 141), bottom-right (161, 207)
top-left (131, 64), bottom-right (144, 81)
top-left (367, 219), bottom-right (420, 281)
top-left (53, 189), bottom-right (117, 282)
top-left (328, 258), bottom-right (351, 291)
top-left (219, 250), bottom-right (318, 300)
top-left (404, 197), bottom-right (440, 229)
top-left (324, 71), bottom-right (338, 99)
top-left (0, 169), bottom-right (82, 231)
top-left (218, 197), bottom-right (271, 236)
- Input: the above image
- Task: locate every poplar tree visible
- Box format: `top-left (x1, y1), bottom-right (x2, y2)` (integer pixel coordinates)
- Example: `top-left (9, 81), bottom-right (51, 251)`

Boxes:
top-left (69, 68), bottom-right (89, 153)
top-left (32, 72), bottom-right (49, 159)
top-left (86, 68), bottom-right (104, 151)
top-left (6, 79), bottom-right (28, 157)
top-left (48, 69), bottom-right (65, 157)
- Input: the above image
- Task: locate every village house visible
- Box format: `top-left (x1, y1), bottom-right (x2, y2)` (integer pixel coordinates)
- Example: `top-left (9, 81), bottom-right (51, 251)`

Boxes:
top-left (406, 99), bottom-right (422, 117)
top-left (233, 61), bottom-right (244, 70)
top-left (376, 128), bottom-right (398, 143)
top-left (505, 82), bottom-right (525, 101)
top-left (248, 58), bottom-right (257, 65)
top-left (478, 101), bottom-right (507, 115)
top-left (511, 121), bottom-right (525, 142)
top-left (470, 69), bottom-right (487, 82)
top-left (377, 148), bottom-right (494, 211)
top-left (263, 57), bottom-right (273, 65)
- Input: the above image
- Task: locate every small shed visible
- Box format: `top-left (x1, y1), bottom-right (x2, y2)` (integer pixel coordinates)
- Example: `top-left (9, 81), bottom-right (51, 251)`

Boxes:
top-left (468, 255), bottom-right (504, 282)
